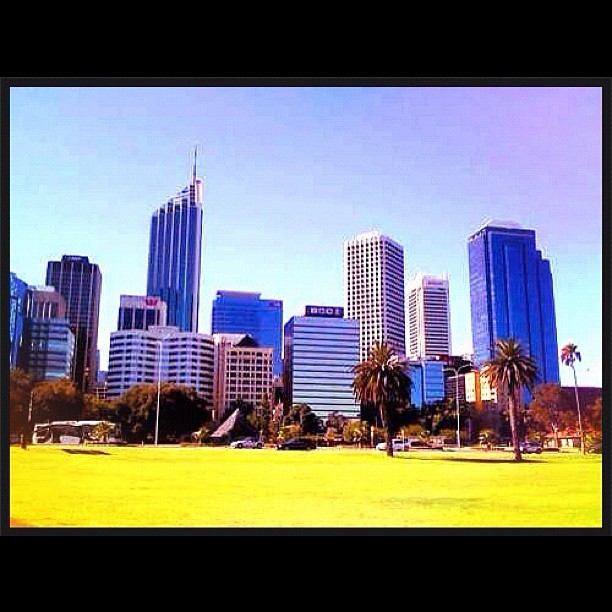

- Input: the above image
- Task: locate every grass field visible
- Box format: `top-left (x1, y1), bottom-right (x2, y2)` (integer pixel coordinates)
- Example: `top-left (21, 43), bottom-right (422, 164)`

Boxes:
top-left (9, 445), bottom-right (603, 529)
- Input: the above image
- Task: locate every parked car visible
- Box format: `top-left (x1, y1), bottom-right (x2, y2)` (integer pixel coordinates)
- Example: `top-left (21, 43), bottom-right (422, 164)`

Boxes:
top-left (230, 437), bottom-right (263, 449)
top-left (586, 441), bottom-right (602, 454)
top-left (277, 437), bottom-right (316, 450)
top-left (376, 438), bottom-right (411, 452)
top-left (519, 440), bottom-right (543, 454)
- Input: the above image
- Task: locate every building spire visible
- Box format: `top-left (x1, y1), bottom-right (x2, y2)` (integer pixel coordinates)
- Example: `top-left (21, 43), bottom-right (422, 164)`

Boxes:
top-left (192, 145), bottom-right (198, 185)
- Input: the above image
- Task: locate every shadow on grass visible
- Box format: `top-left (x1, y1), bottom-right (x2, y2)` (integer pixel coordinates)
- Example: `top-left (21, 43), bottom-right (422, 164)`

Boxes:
top-left (394, 454), bottom-right (545, 464)
top-left (62, 449), bottom-right (110, 456)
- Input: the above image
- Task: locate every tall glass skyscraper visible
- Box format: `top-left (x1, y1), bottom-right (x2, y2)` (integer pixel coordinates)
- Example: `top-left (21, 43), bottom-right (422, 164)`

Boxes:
top-left (468, 220), bottom-right (559, 385)
top-left (284, 306), bottom-right (360, 419)
top-left (147, 163), bottom-right (203, 333)
top-left (9, 272), bottom-right (28, 370)
top-left (211, 290), bottom-right (283, 376)
top-left (46, 255), bottom-right (102, 392)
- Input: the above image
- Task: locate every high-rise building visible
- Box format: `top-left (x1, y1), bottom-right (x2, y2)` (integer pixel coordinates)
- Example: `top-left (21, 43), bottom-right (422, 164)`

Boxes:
top-left (468, 220), bottom-right (559, 385)
top-left (46, 255), bottom-right (102, 392)
top-left (117, 295), bottom-right (167, 331)
top-left (147, 159), bottom-right (203, 333)
top-left (407, 273), bottom-right (451, 359)
top-left (406, 359), bottom-right (446, 409)
top-left (9, 272), bottom-right (28, 370)
top-left (284, 306), bottom-right (360, 419)
top-left (107, 325), bottom-right (214, 405)
top-left (19, 286), bottom-right (75, 381)
top-left (213, 333), bottom-right (274, 419)
top-left (211, 290), bottom-right (283, 376)
top-left (344, 230), bottom-right (406, 361)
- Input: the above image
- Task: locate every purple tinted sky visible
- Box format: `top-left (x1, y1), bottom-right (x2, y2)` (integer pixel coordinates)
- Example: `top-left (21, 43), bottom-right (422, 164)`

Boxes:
top-left (9, 85), bottom-right (603, 387)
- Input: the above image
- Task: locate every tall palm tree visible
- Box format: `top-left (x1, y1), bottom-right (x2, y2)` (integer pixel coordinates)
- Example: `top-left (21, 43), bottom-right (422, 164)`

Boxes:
top-left (561, 343), bottom-right (585, 454)
top-left (481, 338), bottom-right (538, 461)
top-left (352, 342), bottom-right (411, 457)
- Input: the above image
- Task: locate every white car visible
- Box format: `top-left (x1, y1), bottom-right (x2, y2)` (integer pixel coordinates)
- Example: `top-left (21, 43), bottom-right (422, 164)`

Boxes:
top-left (230, 437), bottom-right (264, 449)
top-left (376, 438), bottom-right (411, 452)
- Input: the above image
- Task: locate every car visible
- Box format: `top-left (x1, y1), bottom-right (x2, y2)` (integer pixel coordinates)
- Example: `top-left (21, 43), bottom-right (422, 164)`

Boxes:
top-left (519, 440), bottom-right (543, 454)
top-left (586, 441), bottom-right (602, 454)
top-left (376, 438), bottom-right (411, 452)
top-left (230, 437), bottom-right (263, 449)
top-left (276, 437), bottom-right (316, 450)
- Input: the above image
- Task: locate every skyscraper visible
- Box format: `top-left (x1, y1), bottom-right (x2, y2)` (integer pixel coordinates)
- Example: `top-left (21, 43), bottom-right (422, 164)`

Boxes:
top-left (117, 295), bottom-right (167, 331)
top-left (284, 306), bottom-right (360, 419)
top-left (407, 273), bottom-right (451, 359)
top-left (9, 272), bottom-right (28, 370)
top-left (468, 220), bottom-right (559, 385)
top-left (344, 230), bottom-right (406, 361)
top-left (211, 290), bottom-right (283, 376)
top-left (46, 255), bottom-right (102, 392)
top-left (147, 157), bottom-right (203, 333)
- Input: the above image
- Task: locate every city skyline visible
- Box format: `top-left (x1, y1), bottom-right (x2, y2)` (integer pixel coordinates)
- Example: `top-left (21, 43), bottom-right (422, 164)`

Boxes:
top-left (9, 83), bottom-right (603, 387)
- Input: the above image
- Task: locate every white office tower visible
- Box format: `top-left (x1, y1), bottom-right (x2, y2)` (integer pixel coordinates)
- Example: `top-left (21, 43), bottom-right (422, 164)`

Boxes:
top-left (106, 325), bottom-right (214, 406)
top-left (407, 273), bottom-right (451, 359)
top-left (344, 230), bottom-right (406, 362)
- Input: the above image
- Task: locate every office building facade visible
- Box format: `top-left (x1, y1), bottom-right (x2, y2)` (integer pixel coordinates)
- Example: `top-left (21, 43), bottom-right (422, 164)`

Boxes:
top-left (344, 230), bottom-right (406, 362)
top-left (468, 220), bottom-right (559, 385)
top-left (213, 333), bottom-right (274, 419)
top-left (147, 167), bottom-right (203, 333)
top-left (407, 273), bottom-right (451, 359)
top-left (211, 290), bottom-right (283, 376)
top-left (117, 294), bottom-right (167, 331)
top-left (9, 272), bottom-right (28, 370)
top-left (406, 359), bottom-right (446, 409)
top-left (284, 306), bottom-right (360, 419)
top-left (46, 255), bottom-right (102, 392)
top-left (107, 325), bottom-right (214, 405)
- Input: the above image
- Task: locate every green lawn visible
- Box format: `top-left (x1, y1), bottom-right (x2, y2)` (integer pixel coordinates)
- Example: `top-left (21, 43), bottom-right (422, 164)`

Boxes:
top-left (9, 445), bottom-right (603, 529)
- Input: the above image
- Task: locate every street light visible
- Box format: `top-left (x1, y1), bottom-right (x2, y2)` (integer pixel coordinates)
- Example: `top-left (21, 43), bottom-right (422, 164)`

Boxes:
top-left (444, 364), bottom-right (472, 449)
top-left (155, 332), bottom-right (172, 446)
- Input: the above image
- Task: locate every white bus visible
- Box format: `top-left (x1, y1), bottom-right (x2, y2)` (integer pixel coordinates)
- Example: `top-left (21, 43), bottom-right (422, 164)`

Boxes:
top-left (32, 420), bottom-right (122, 445)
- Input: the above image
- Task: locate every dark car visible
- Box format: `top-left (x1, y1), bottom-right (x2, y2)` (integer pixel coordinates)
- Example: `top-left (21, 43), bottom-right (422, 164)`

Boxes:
top-left (277, 437), bottom-right (316, 450)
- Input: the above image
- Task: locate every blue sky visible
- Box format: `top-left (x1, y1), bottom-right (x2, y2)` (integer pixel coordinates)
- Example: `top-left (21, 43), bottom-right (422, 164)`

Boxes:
top-left (9, 84), bottom-right (603, 387)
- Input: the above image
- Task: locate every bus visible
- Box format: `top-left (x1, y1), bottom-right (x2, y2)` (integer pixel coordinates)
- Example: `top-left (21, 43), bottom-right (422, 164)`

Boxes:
top-left (32, 420), bottom-right (122, 445)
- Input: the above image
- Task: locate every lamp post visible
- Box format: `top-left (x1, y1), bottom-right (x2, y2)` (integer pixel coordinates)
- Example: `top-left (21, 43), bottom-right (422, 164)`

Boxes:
top-left (155, 333), bottom-right (172, 446)
top-left (444, 365), bottom-right (471, 449)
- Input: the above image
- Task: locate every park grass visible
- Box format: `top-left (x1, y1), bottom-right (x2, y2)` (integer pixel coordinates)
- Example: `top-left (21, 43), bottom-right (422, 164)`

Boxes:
top-left (9, 445), bottom-right (603, 529)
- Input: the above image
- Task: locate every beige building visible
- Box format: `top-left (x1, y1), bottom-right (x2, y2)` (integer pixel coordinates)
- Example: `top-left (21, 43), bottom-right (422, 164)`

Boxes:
top-left (464, 370), bottom-right (498, 408)
top-left (213, 333), bottom-right (274, 419)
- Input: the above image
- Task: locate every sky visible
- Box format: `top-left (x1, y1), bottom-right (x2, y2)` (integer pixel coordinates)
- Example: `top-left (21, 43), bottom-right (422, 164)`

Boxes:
top-left (9, 82), bottom-right (604, 388)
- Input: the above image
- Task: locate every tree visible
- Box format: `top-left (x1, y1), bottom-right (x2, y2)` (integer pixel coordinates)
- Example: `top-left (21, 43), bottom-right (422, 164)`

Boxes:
top-left (10, 368), bottom-right (34, 448)
top-left (32, 378), bottom-right (83, 422)
top-left (528, 384), bottom-right (567, 447)
top-left (481, 338), bottom-right (538, 461)
top-left (561, 343), bottom-right (585, 454)
top-left (351, 342), bottom-right (411, 457)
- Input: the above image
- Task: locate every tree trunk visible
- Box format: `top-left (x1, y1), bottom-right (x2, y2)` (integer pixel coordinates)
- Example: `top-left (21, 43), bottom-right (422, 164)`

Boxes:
top-left (382, 403), bottom-right (394, 458)
top-left (572, 366), bottom-right (585, 454)
top-left (508, 390), bottom-right (522, 461)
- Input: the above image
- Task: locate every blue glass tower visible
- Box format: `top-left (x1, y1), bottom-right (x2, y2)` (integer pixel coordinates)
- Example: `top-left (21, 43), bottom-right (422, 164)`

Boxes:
top-left (211, 291), bottom-right (283, 376)
top-left (468, 221), bottom-right (559, 386)
top-left (10, 272), bottom-right (28, 370)
top-left (147, 160), bottom-right (203, 333)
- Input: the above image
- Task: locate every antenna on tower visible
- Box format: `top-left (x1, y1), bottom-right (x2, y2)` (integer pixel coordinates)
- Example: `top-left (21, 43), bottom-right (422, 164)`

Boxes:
top-left (192, 145), bottom-right (197, 185)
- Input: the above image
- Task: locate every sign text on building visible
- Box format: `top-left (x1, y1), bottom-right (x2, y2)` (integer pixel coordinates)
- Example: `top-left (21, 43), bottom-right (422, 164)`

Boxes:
top-left (305, 305), bottom-right (344, 318)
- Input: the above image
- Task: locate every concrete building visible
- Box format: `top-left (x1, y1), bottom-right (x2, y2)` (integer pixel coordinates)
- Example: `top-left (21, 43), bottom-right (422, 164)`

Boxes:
top-left (407, 273), bottom-right (451, 359)
top-left (107, 325), bottom-right (214, 406)
top-left (344, 230), bottom-right (406, 361)
top-left (117, 295), bottom-right (167, 331)
top-left (284, 306), bottom-right (360, 419)
top-left (213, 333), bottom-right (274, 420)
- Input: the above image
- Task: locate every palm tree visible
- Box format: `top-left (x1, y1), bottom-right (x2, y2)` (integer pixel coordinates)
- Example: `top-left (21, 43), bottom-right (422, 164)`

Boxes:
top-left (352, 342), bottom-right (411, 457)
top-left (481, 338), bottom-right (538, 461)
top-left (561, 343), bottom-right (585, 454)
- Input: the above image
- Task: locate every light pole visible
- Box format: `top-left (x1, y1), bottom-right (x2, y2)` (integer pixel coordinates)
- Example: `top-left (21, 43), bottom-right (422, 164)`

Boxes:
top-left (155, 333), bottom-right (172, 446)
top-left (444, 365), bottom-right (471, 449)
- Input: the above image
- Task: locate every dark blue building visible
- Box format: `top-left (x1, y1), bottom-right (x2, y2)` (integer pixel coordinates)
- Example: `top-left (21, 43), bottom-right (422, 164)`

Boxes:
top-left (147, 170), bottom-right (203, 333)
top-left (468, 221), bottom-right (560, 388)
top-left (211, 291), bottom-right (283, 376)
top-left (10, 272), bottom-right (28, 370)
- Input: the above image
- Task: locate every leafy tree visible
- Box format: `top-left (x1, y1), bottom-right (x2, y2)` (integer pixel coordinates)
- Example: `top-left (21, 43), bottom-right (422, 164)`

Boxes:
top-left (561, 343), bottom-right (585, 454)
top-left (585, 396), bottom-right (602, 434)
top-left (528, 384), bottom-right (567, 447)
top-left (352, 342), bottom-right (411, 457)
top-left (10, 368), bottom-right (33, 448)
top-left (32, 378), bottom-right (83, 422)
top-left (481, 338), bottom-right (538, 461)
top-left (283, 403), bottom-right (320, 435)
